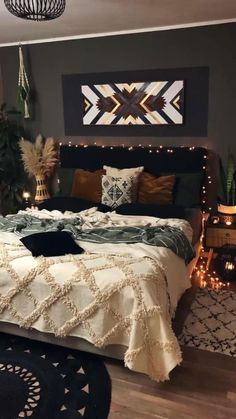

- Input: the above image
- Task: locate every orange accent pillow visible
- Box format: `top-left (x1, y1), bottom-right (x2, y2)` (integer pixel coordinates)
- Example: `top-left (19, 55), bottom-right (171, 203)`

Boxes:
top-left (71, 169), bottom-right (105, 203)
top-left (138, 172), bottom-right (175, 205)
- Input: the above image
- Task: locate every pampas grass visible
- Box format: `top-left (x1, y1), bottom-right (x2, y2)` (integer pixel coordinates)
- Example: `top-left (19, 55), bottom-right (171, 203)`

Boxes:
top-left (19, 135), bottom-right (58, 177)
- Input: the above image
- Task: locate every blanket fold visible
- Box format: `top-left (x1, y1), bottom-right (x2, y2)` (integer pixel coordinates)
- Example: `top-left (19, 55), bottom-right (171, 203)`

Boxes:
top-left (0, 213), bottom-right (194, 264)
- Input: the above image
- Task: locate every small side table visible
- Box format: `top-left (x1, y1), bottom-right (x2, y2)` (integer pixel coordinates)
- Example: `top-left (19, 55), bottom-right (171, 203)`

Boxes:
top-left (204, 218), bottom-right (236, 269)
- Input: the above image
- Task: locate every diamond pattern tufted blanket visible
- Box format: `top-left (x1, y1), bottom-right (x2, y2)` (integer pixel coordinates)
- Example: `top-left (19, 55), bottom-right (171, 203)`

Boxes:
top-left (0, 209), bottom-right (192, 381)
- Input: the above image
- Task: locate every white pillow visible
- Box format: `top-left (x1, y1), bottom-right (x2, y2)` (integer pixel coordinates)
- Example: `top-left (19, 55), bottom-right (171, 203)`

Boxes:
top-left (101, 175), bottom-right (138, 208)
top-left (103, 165), bottom-right (144, 177)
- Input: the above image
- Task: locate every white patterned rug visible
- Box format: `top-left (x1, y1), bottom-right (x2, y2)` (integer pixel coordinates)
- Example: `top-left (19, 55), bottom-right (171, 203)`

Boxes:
top-left (178, 288), bottom-right (236, 356)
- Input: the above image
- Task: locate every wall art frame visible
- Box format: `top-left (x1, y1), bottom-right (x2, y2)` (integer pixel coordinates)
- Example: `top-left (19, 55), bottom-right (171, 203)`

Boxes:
top-left (62, 67), bottom-right (209, 137)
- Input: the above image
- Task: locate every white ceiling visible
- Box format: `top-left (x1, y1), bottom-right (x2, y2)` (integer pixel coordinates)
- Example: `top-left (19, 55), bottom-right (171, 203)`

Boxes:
top-left (0, 0), bottom-right (236, 46)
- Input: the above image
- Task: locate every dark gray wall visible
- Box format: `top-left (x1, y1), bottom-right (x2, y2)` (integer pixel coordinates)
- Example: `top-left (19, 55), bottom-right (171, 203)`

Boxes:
top-left (0, 23), bottom-right (235, 159)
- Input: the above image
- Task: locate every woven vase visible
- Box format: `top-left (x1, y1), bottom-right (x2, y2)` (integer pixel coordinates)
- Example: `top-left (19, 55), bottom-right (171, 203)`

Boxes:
top-left (35, 174), bottom-right (50, 202)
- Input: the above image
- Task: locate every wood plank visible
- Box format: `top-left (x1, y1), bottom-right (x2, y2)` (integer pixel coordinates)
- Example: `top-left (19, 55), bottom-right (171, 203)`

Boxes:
top-left (105, 264), bottom-right (236, 419)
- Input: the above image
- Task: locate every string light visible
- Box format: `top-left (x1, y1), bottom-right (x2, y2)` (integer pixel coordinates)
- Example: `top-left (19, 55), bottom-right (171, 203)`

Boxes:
top-left (193, 263), bottom-right (231, 290)
top-left (59, 142), bottom-right (207, 154)
top-left (192, 220), bottom-right (231, 290)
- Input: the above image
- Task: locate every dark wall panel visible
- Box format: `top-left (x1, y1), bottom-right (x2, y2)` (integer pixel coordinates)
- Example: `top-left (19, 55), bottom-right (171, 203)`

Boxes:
top-left (62, 67), bottom-right (209, 137)
top-left (0, 23), bottom-right (235, 159)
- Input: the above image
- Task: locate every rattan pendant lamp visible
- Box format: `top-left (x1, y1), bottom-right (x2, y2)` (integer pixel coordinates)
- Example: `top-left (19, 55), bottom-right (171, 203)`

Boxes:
top-left (4, 0), bottom-right (66, 21)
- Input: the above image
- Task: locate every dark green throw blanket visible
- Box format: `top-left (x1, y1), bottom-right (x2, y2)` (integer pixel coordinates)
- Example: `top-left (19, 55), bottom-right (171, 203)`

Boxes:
top-left (78, 226), bottom-right (195, 264)
top-left (0, 214), bottom-right (194, 264)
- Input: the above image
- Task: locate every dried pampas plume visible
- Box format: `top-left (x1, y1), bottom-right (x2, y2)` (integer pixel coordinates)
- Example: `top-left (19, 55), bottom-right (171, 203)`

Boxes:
top-left (19, 135), bottom-right (58, 177)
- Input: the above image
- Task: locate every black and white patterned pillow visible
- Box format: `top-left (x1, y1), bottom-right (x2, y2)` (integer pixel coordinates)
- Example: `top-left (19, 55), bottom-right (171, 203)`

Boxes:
top-left (101, 175), bottom-right (138, 208)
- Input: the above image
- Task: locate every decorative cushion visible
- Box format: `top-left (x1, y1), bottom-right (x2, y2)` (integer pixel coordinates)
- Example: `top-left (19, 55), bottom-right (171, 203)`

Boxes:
top-left (116, 203), bottom-right (185, 219)
top-left (138, 173), bottom-right (175, 205)
top-left (37, 197), bottom-right (111, 213)
top-left (71, 169), bottom-right (105, 203)
top-left (101, 175), bottom-right (138, 208)
top-left (161, 172), bottom-right (204, 207)
top-left (103, 165), bottom-right (144, 177)
top-left (20, 231), bottom-right (84, 257)
top-left (174, 173), bottom-right (204, 207)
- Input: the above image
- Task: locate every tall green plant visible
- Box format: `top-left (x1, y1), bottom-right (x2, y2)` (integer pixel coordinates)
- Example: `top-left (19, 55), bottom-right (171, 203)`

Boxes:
top-left (219, 152), bottom-right (236, 206)
top-left (0, 104), bottom-right (25, 214)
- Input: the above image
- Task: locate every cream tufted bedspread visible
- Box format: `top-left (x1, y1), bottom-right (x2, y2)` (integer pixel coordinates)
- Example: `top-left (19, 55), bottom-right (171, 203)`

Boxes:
top-left (0, 210), bottom-right (191, 381)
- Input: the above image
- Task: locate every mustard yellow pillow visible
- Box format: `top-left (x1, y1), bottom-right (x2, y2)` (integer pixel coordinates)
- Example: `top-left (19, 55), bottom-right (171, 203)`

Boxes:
top-left (71, 169), bottom-right (105, 203)
top-left (138, 173), bottom-right (175, 205)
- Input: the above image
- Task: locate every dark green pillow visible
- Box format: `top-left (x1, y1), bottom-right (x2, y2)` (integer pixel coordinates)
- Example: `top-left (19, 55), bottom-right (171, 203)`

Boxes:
top-left (162, 172), bottom-right (204, 207)
top-left (56, 168), bottom-right (76, 196)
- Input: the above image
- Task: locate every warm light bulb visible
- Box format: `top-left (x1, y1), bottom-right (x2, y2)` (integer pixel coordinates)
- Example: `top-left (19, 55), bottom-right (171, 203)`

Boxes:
top-left (225, 262), bottom-right (235, 271)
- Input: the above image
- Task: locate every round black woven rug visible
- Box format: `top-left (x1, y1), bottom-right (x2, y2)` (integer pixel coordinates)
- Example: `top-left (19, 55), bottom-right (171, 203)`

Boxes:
top-left (0, 333), bottom-right (111, 419)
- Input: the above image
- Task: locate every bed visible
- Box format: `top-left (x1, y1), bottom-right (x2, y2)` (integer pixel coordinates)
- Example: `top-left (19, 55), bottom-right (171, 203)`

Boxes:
top-left (0, 146), bottom-right (216, 382)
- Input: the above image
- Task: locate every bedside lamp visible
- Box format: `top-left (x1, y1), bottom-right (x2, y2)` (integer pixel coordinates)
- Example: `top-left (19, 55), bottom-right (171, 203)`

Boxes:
top-left (218, 204), bottom-right (236, 225)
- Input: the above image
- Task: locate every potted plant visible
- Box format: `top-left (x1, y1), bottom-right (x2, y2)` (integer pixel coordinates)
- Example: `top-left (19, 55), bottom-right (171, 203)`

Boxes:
top-left (0, 104), bottom-right (25, 215)
top-left (218, 152), bottom-right (236, 215)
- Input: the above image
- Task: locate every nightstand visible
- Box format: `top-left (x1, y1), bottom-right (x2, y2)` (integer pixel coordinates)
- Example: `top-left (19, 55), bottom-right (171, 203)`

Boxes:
top-left (204, 220), bottom-right (236, 249)
top-left (204, 218), bottom-right (236, 270)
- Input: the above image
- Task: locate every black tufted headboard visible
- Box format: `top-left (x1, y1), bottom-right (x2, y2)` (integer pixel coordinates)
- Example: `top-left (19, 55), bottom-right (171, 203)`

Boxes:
top-left (59, 145), bottom-right (216, 211)
top-left (60, 145), bottom-right (205, 173)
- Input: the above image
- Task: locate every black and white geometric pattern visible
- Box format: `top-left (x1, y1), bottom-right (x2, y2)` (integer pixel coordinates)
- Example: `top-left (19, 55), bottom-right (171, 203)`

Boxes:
top-left (101, 175), bottom-right (138, 208)
top-left (178, 288), bottom-right (236, 356)
top-left (82, 80), bottom-right (184, 125)
top-left (0, 332), bottom-right (111, 419)
top-left (0, 360), bottom-right (41, 418)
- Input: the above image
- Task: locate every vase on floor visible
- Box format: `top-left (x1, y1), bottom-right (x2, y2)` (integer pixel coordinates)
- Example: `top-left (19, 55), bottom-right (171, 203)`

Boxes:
top-left (35, 174), bottom-right (50, 203)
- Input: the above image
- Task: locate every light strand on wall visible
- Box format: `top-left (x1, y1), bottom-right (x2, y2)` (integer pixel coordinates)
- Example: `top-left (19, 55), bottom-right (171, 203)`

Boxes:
top-left (59, 141), bottom-right (199, 151)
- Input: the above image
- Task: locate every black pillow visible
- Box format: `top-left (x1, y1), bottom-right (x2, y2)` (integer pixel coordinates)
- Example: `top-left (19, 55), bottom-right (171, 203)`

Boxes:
top-left (37, 197), bottom-right (111, 213)
top-left (116, 203), bottom-right (186, 219)
top-left (20, 231), bottom-right (84, 257)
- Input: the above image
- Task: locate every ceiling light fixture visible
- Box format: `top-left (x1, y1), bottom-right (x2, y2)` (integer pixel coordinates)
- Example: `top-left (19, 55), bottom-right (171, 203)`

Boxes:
top-left (4, 0), bottom-right (66, 21)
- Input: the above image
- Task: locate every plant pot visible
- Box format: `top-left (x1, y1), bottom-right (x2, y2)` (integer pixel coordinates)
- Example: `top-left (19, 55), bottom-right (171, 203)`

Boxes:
top-left (217, 204), bottom-right (236, 215)
top-left (35, 174), bottom-right (50, 203)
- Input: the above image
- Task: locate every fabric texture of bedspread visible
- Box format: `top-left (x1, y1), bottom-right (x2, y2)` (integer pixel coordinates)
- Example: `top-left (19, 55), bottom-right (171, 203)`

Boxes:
top-left (0, 209), bottom-right (192, 382)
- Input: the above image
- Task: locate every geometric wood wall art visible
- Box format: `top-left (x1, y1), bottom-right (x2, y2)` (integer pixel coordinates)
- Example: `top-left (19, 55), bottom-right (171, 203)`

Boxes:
top-left (82, 80), bottom-right (184, 125)
top-left (62, 67), bottom-right (209, 136)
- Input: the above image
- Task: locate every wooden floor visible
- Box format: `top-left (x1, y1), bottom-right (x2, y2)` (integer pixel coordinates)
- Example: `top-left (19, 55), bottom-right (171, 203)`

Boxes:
top-left (106, 346), bottom-right (236, 419)
top-left (105, 279), bottom-right (236, 419)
